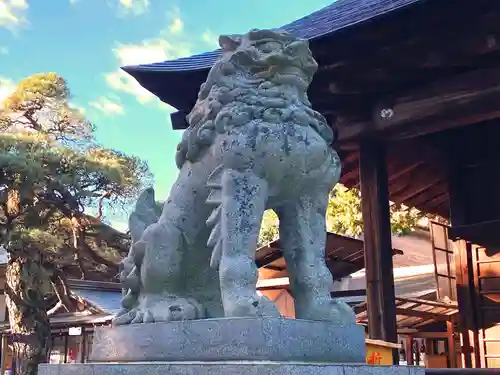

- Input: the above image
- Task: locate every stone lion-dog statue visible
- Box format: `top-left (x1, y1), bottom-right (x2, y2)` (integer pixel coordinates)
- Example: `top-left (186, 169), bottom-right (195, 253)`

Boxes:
top-left (114, 28), bottom-right (355, 325)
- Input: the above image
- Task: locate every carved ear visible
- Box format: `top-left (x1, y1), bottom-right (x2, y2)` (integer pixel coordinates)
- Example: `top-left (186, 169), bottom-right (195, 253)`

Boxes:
top-left (219, 35), bottom-right (241, 51)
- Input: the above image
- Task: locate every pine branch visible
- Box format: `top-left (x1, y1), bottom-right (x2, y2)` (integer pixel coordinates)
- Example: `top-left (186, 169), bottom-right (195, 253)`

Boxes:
top-left (48, 267), bottom-right (74, 312)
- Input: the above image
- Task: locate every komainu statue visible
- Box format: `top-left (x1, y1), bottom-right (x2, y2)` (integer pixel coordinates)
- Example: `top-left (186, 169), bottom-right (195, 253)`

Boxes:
top-left (114, 29), bottom-right (355, 325)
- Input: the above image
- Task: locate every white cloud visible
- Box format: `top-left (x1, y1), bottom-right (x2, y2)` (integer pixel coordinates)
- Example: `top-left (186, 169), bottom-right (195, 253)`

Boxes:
top-left (118, 0), bottom-right (149, 16)
top-left (89, 96), bottom-right (124, 115)
top-left (169, 18), bottom-right (183, 34)
top-left (0, 46), bottom-right (8, 55)
top-left (105, 69), bottom-right (155, 104)
top-left (201, 29), bottom-right (219, 48)
top-left (114, 39), bottom-right (173, 66)
top-left (69, 0), bottom-right (79, 5)
top-left (165, 7), bottom-right (183, 34)
top-left (0, 76), bottom-right (16, 106)
top-left (0, 0), bottom-right (28, 32)
top-left (105, 38), bottom-right (192, 104)
top-left (158, 101), bottom-right (176, 113)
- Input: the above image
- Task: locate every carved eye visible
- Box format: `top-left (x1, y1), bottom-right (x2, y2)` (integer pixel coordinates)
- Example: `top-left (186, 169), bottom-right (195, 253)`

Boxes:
top-left (285, 44), bottom-right (297, 55)
top-left (259, 41), bottom-right (280, 53)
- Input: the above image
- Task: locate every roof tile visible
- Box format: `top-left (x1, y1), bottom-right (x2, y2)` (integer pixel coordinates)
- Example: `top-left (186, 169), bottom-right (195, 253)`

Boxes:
top-left (124, 0), bottom-right (424, 73)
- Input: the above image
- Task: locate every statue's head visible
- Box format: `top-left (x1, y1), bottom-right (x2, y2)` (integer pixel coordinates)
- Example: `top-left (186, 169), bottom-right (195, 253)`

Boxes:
top-left (214, 29), bottom-right (318, 93)
top-left (176, 29), bottom-right (333, 168)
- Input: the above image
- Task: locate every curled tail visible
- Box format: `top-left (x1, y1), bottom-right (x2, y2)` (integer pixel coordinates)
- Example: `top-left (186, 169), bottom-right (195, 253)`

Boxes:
top-left (206, 165), bottom-right (224, 269)
top-left (115, 188), bottom-right (160, 321)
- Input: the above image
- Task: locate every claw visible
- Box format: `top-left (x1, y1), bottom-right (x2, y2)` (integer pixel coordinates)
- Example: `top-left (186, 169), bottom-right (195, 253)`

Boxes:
top-left (143, 310), bottom-right (155, 323)
top-left (121, 290), bottom-right (137, 310)
top-left (124, 268), bottom-right (140, 293)
top-left (186, 297), bottom-right (206, 319)
top-left (131, 311), bottom-right (144, 324)
top-left (112, 309), bottom-right (137, 326)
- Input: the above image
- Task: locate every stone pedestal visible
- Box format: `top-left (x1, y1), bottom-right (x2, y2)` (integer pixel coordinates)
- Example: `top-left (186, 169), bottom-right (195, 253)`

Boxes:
top-left (40, 362), bottom-right (424, 375)
top-left (38, 318), bottom-right (424, 375)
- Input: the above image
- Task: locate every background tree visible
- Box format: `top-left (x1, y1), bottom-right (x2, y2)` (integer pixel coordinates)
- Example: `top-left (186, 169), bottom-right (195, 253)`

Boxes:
top-left (258, 210), bottom-right (280, 246)
top-left (258, 184), bottom-right (422, 245)
top-left (327, 184), bottom-right (422, 237)
top-left (0, 73), bottom-right (151, 375)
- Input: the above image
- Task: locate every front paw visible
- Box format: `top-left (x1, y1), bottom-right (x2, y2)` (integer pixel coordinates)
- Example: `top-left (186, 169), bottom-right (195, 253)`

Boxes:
top-left (128, 295), bottom-right (206, 324)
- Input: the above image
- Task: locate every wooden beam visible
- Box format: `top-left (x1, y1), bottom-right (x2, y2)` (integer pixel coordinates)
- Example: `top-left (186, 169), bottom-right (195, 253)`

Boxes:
top-left (175, 64), bottom-right (500, 141)
top-left (395, 308), bottom-right (453, 322)
top-left (449, 219), bottom-right (500, 249)
top-left (353, 159), bottom-right (428, 190)
top-left (334, 66), bottom-right (500, 142)
top-left (359, 137), bottom-right (398, 363)
top-left (396, 296), bottom-right (458, 309)
top-left (262, 265), bottom-right (284, 271)
top-left (331, 289), bottom-right (366, 298)
top-left (425, 193), bottom-right (449, 214)
top-left (171, 110), bottom-right (188, 130)
top-left (320, 15), bottom-right (500, 79)
top-left (399, 330), bottom-right (449, 339)
top-left (256, 277), bottom-right (290, 291)
top-left (387, 160), bottom-right (426, 183)
top-left (374, 67), bottom-right (500, 139)
top-left (404, 181), bottom-right (448, 208)
top-left (340, 167), bottom-right (359, 186)
top-left (391, 176), bottom-right (444, 205)
top-left (255, 246), bottom-right (282, 268)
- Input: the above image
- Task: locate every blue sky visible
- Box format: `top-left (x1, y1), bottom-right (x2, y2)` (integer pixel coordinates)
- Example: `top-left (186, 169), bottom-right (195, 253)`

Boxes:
top-left (0, 0), bottom-right (333, 230)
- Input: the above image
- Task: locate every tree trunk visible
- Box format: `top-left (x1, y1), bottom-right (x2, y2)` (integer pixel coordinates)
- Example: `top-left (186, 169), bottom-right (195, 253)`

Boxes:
top-left (5, 250), bottom-right (50, 375)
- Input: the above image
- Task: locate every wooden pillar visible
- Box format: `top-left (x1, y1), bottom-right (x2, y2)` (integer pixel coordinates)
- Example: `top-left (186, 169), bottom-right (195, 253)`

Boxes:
top-left (447, 148), bottom-right (482, 368)
top-left (80, 327), bottom-right (86, 363)
top-left (359, 138), bottom-right (398, 364)
top-left (0, 334), bottom-right (7, 375)
top-left (405, 336), bottom-right (414, 365)
top-left (63, 333), bottom-right (68, 364)
top-left (447, 320), bottom-right (457, 368)
top-left (454, 240), bottom-right (476, 368)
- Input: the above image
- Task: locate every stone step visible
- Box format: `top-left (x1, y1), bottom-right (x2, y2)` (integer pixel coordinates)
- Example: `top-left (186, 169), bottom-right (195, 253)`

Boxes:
top-left (39, 362), bottom-right (424, 375)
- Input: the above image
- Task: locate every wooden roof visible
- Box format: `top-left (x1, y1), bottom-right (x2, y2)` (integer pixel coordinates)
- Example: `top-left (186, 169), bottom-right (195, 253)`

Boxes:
top-left (0, 313), bottom-right (113, 333)
top-left (355, 295), bottom-right (459, 330)
top-left (256, 232), bottom-right (403, 280)
top-left (123, 0), bottom-right (424, 70)
top-left (122, 0), bottom-right (433, 111)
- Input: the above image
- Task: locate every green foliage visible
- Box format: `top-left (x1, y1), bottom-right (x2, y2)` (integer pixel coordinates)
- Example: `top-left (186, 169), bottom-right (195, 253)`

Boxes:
top-left (258, 184), bottom-right (423, 245)
top-left (326, 184), bottom-right (363, 237)
top-left (0, 72), bottom-right (151, 276)
top-left (258, 210), bottom-right (280, 246)
top-left (326, 185), bottom-right (422, 237)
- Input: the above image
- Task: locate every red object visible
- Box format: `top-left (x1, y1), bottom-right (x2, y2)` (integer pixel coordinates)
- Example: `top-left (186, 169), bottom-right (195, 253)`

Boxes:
top-left (68, 348), bottom-right (77, 361)
top-left (367, 352), bottom-right (382, 365)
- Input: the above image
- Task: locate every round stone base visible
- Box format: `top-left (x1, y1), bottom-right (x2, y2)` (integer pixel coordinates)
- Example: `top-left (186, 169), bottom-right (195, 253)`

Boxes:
top-left (89, 318), bottom-right (366, 363)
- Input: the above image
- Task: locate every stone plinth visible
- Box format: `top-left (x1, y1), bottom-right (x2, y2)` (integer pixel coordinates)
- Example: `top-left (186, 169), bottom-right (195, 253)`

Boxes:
top-left (90, 318), bottom-right (365, 363)
top-left (39, 362), bottom-right (424, 375)
top-left (38, 318), bottom-right (425, 375)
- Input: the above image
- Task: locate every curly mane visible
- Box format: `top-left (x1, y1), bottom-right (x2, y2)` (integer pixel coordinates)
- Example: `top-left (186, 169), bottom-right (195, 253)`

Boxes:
top-left (175, 29), bottom-right (334, 168)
